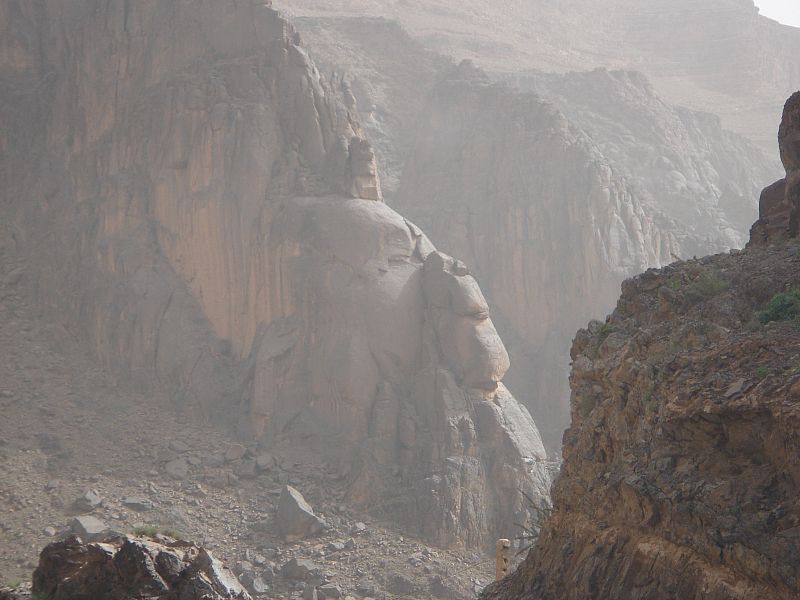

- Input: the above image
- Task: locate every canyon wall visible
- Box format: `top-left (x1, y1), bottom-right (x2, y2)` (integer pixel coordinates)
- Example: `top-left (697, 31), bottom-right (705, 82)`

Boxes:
top-left (278, 0), bottom-right (800, 150)
top-left (0, 0), bottom-right (549, 549)
top-left (395, 63), bottom-right (777, 448)
top-left (481, 98), bottom-right (800, 600)
top-left (287, 15), bottom-right (779, 449)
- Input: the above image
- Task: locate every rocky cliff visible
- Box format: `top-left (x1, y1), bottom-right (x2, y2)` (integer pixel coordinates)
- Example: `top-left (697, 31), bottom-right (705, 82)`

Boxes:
top-left (480, 97), bottom-right (800, 599)
top-left (394, 62), bottom-right (777, 448)
top-left (0, 0), bottom-right (549, 549)
top-left (280, 15), bottom-right (780, 449)
top-left (277, 0), bottom-right (800, 151)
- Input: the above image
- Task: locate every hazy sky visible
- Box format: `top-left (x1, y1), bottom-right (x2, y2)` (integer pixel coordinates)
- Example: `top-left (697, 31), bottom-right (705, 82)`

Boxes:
top-left (755, 0), bottom-right (800, 27)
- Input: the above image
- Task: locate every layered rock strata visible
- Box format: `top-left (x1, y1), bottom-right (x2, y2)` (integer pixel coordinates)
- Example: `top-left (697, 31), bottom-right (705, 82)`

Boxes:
top-left (0, 0), bottom-right (548, 547)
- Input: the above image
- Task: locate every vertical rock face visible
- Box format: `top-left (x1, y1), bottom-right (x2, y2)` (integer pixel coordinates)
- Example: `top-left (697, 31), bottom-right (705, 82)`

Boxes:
top-left (751, 92), bottom-right (800, 244)
top-left (0, 0), bottom-right (549, 548)
top-left (481, 99), bottom-right (800, 600)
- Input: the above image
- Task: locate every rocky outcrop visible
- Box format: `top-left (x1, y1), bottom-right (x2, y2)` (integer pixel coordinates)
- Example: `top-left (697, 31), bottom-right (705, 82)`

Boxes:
top-left (751, 92), bottom-right (800, 244)
top-left (0, 0), bottom-right (548, 548)
top-left (481, 100), bottom-right (800, 600)
top-left (32, 535), bottom-right (251, 599)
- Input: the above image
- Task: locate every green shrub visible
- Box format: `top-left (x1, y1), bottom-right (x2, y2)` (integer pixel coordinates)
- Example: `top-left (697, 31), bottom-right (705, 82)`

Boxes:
top-left (757, 289), bottom-right (800, 324)
top-left (755, 366), bottom-right (770, 379)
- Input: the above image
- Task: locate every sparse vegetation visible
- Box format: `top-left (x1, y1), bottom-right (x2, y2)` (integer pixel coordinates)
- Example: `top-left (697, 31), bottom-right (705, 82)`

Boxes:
top-left (755, 366), bottom-right (770, 379)
top-left (757, 289), bottom-right (800, 324)
top-left (130, 525), bottom-right (183, 539)
top-left (597, 322), bottom-right (616, 343)
top-left (684, 270), bottom-right (729, 303)
top-left (515, 489), bottom-right (553, 554)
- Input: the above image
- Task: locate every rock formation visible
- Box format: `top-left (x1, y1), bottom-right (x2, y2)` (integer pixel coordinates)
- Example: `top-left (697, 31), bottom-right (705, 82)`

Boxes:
top-left (282, 17), bottom-right (780, 449)
top-left (751, 92), bottom-right (800, 244)
top-left (0, 0), bottom-right (549, 548)
top-left (392, 62), bottom-right (776, 447)
top-left (32, 534), bottom-right (251, 600)
top-left (481, 97), bottom-right (800, 600)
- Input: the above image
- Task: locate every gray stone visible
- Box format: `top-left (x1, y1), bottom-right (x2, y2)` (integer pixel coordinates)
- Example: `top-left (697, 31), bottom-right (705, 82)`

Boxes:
top-left (123, 497), bottom-right (154, 511)
top-left (225, 444), bottom-right (247, 462)
top-left (282, 558), bottom-right (320, 582)
top-left (276, 486), bottom-right (326, 540)
top-left (318, 583), bottom-right (342, 599)
top-left (70, 515), bottom-right (109, 542)
top-left (165, 457), bottom-right (189, 480)
top-left (72, 489), bottom-right (103, 512)
top-left (168, 440), bottom-right (190, 453)
top-left (350, 522), bottom-right (367, 534)
top-left (256, 453), bottom-right (275, 470)
top-left (251, 577), bottom-right (269, 594)
top-left (303, 584), bottom-right (318, 600)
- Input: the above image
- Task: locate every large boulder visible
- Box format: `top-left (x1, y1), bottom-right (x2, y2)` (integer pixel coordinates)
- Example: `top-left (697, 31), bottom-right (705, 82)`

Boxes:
top-left (275, 486), bottom-right (327, 540)
top-left (32, 535), bottom-right (251, 600)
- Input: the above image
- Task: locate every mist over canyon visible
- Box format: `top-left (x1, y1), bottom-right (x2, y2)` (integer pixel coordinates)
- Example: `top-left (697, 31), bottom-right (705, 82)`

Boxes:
top-left (1, 1), bottom-right (799, 599)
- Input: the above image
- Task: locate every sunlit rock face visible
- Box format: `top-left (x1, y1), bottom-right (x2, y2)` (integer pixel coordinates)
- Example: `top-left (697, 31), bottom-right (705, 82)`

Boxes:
top-left (0, 0), bottom-right (549, 548)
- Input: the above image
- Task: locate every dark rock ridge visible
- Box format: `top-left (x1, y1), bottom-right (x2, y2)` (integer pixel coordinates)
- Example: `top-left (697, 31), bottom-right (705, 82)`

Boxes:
top-left (0, 0), bottom-right (549, 548)
top-left (750, 92), bottom-right (800, 244)
top-left (481, 96), bottom-right (800, 599)
top-left (32, 534), bottom-right (251, 600)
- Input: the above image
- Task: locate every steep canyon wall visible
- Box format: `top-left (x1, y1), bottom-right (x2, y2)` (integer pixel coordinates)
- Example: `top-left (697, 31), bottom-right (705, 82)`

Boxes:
top-left (0, 0), bottom-right (549, 549)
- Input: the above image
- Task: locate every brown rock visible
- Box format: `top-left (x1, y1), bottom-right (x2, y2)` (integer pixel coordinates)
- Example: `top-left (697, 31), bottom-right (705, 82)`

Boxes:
top-left (750, 92), bottom-right (800, 245)
top-left (482, 236), bottom-right (800, 599)
top-left (33, 535), bottom-right (251, 600)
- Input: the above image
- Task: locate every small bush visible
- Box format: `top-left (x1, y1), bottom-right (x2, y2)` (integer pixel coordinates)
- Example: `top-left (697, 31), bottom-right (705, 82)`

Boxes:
top-left (757, 289), bottom-right (800, 324)
top-left (596, 323), bottom-right (616, 342)
top-left (131, 525), bottom-right (183, 539)
top-left (755, 366), bottom-right (770, 379)
top-left (685, 270), bottom-right (729, 303)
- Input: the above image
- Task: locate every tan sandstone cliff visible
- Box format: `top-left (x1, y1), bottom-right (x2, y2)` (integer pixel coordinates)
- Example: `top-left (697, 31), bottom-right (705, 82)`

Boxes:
top-left (480, 95), bottom-right (800, 599)
top-left (0, 0), bottom-right (549, 549)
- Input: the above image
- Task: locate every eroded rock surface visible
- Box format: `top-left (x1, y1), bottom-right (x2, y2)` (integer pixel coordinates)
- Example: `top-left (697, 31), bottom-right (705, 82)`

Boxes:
top-left (0, 0), bottom-right (548, 548)
top-left (32, 535), bottom-right (251, 600)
